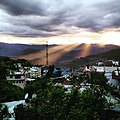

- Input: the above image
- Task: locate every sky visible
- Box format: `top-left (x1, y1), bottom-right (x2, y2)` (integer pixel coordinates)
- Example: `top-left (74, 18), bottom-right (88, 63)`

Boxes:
top-left (0, 0), bottom-right (120, 45)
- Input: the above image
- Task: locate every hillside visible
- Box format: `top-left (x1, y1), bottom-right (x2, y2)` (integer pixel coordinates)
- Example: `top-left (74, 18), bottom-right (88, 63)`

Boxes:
top-left (17, 44), bottom-right (120, 65)
top-left (72, 48), bottom-right (120, 67)
top-left (0, 42), bottom-right (120, 65)
top-left (0, 42), bottom-right (45, 56)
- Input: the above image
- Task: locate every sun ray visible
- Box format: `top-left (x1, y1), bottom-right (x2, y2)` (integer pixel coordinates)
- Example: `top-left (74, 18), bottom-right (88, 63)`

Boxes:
top-left (49, 44), bottom-right (80, 64)
top-left (18, 44), bottom-right (80, 65)
top-left (79, 44), bottom-right (91, 57)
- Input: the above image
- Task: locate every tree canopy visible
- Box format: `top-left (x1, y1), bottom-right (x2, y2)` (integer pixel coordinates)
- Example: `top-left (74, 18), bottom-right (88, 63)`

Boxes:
top-left (0, 81), bottom-right (24, 102)
top-left (14, 73), bottom-right (120, 120)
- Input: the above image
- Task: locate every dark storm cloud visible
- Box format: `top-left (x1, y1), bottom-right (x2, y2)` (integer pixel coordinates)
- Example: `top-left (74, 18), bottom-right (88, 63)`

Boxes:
top-left (94, 0), bottom-right (120, 30)
top-left (70, 0), bottom-right (120, 32)
top-left (0, 0), bottom-right (45, 16)
top-left (0, 0), bottom-right (120, 38)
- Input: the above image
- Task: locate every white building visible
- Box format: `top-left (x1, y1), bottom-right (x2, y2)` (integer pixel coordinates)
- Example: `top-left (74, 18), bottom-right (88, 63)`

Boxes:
top-left (6, 72), bottom-right (26, 89)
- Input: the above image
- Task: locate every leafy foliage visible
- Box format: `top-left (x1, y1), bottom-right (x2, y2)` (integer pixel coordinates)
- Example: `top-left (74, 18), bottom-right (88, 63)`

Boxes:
top-left (0, 81), bottom-right (24, 102)
top-left (15, 74), bottom-right (117, 120)
top-left (0, 103), bottom-right (9, 119)
top-left (72, 48), bottom-right (120, 67)
top-left (0, 57), bottom-right (30, 102)
top-left (16, 59), bottom-right (32, 67)
top-left (88, 72), bottom-right (115, 96)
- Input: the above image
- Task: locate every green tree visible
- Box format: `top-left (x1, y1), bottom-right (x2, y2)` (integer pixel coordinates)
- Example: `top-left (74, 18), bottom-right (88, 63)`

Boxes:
top-left (15, 76), bottom-right (115, 120)
top-left (0, 103), bottom-right (9, 119)
top-left (89, 72), bottom-right (114, 94)
top-left (0, 67), bottom-right (7, 80)
top-left (16, 59), bottom-right (32, 67)
top-left (0, 81), bottom-right (24, 102)
top-left (45, 65), bottom-right (54, 78)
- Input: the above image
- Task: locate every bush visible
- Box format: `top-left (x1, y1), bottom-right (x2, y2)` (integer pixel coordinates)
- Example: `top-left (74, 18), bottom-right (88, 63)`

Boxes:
top-left (0, 81), bottom-right (24, 102)
top-left (15, 77), bottom-right (114, 120)
top-left (0, 103), bottom-right (9, 119)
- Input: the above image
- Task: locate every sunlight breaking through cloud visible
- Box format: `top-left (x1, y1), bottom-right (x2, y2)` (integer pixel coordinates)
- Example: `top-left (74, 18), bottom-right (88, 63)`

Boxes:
top-left (0, 0), bottom-right (120, 45)
top-left (80, 44), bottom-right (91, 57)
top-left (18, 44), bottom-right (80, 65)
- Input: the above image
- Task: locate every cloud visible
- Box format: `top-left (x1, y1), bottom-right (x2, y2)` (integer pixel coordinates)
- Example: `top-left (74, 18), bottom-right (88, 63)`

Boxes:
top-left (0, 0), bottom-right (120, 39)
top-left (0, 0), bottom-right (45, 16)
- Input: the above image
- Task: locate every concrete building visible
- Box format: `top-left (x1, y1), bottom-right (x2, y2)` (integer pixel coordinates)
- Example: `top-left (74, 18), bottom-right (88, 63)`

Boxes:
top-left (6, 72), bottom-right (26, 89)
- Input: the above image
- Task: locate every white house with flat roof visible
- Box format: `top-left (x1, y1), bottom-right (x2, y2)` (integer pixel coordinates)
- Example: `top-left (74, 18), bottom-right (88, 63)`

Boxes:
top-left (7, 72), bottom-right (35, 89)
top-left (6, 72), bottom-right (26, 89)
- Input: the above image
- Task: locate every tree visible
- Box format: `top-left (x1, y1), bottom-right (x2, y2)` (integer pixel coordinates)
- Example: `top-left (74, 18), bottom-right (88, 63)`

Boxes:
top-left (16, 59), bottom-right (32, 67)
top-left (0, 103), bottom-right (9, 119)
top-left (89, 72), bottom-right (114, 94)
top-left (45, 65), bottom-right (54, 78)
top-left (0, 81), bottom-right (24, 102)
top-left (0, 67), bottom-right (7, 80)
top-left (14, 76), bottom-right (115, 120)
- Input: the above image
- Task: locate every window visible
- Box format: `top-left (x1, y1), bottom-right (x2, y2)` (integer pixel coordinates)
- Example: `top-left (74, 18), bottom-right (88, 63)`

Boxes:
top-left (15, 75), bottom-right (21, 79)
top-left (10, 75), bottom-right (13, 78)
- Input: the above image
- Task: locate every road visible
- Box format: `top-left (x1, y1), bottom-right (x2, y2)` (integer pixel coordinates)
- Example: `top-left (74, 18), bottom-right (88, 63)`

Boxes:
top-left (3, 100), bottom-right (25, 120)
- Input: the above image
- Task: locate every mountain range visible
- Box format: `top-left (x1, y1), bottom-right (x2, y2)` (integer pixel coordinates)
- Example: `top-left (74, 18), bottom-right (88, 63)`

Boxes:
top-left (71, 47), bottom-right (120, 68)
top-left (0, 42), bottom-right (119, 66)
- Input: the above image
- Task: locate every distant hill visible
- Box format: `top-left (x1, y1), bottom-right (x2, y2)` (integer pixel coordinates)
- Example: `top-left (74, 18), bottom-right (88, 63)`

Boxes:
top-left (71, 48), bottom-right (120, 67)
top-left (0, 42), bottom-right (46, 57)
top-left (0, 42), bottom-right (119, 66)
top-left (15, 43), bottom-right (120, 65)
top-left (93, 48), bottom-right (120, 60)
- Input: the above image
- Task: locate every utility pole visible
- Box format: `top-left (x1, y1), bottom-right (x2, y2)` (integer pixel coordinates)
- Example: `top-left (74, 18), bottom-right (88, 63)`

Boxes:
top-left (46, 41), bottom-right (48, 65)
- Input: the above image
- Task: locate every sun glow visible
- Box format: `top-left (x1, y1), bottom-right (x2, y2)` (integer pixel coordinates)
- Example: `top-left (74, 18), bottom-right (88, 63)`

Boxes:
top-left (0, 30), bottom-right (120, 48)
top-left (1, 30), bottom-right (120, 65)
top-left (80, 44), bottom-right (91, 57)
top-left (100, 32), bottom-right (120, 45)
top-left (19, 44), bottom-right (80, 64)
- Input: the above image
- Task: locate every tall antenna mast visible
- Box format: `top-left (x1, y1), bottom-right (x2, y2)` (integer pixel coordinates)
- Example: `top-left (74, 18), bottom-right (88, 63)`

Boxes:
top-left (46, 41), bottom-right (48, 65)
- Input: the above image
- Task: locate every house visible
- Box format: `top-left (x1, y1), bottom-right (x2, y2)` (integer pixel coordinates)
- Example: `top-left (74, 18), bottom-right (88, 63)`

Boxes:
top-left (25, 67), bottom-right (42, 78)
top-left (92, 66), bottom-right (105, 75)
top-left (108, 60), bottom-right (119, 66)
top-left (112, 69), bottom-right (120, 80)
top-left (6, 72), bottom-right (26, 89)
top-left (6, 67), bottom-right (39, 88)
top-left (97, 62), bottom-right (104, 66)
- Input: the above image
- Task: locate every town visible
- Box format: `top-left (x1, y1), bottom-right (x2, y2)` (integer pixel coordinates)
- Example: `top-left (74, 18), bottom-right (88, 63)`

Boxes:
top-left (0, 56), bottom-right (120, 119)
top-left (1, 0), bottom-right (120, 119)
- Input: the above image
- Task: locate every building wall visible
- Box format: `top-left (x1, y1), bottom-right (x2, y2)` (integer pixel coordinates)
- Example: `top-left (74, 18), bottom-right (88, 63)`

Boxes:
top-left (6, 75), bottom-right (26, 89)
top-left (8, 80), bottom-right (25, 89)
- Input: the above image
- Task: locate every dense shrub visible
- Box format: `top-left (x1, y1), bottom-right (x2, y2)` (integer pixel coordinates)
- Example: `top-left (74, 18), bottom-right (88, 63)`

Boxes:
top-left (14, 75), bottom-right (117, 120)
